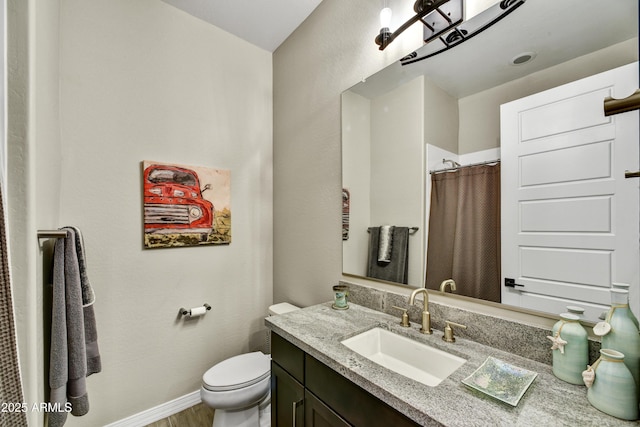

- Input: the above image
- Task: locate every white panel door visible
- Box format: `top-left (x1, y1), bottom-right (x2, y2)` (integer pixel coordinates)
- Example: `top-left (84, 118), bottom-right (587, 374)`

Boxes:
top-left (501, 62), bottom-right (639, 322)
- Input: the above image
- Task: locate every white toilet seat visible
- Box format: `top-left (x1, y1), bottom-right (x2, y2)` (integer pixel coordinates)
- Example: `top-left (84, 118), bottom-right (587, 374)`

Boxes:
top-left (202, 351), bottom-right (270, 392)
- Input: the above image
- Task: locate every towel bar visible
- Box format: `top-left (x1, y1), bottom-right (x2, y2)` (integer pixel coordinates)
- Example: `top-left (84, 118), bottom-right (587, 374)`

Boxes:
top-left (37, 229), bottom-right (69, 239)
top-left (367, 227), bottom-right (419, 234)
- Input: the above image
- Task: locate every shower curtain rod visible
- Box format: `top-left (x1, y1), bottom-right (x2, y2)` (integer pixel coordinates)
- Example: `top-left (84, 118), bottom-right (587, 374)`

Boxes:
top-left (429, 158), bottom-right (500, 174)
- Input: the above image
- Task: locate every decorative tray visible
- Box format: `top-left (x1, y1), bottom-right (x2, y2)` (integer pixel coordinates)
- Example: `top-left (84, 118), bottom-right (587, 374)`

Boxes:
top-left (462, 356), bottom-right (537, 406)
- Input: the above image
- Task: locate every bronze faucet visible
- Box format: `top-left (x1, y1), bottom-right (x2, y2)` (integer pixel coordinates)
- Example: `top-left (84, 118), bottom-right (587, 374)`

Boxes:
top-left (408, 288), bottom-right (432, 334)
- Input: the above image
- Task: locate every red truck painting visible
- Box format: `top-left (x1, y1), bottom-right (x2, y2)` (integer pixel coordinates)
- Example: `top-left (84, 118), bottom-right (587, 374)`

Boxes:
top-left (143, 164), bottom-right (214, 239)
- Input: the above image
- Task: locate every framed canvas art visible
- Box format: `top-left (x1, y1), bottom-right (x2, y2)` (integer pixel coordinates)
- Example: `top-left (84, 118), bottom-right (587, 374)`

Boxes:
top-left (142, 160), bottom-right (231, 248)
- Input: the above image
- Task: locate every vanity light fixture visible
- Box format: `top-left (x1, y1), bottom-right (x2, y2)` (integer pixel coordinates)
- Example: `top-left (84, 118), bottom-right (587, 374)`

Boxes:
top-left (376, 0), bottom-right (464, 51)
top-left (387, 0), bottom-right (527, 65)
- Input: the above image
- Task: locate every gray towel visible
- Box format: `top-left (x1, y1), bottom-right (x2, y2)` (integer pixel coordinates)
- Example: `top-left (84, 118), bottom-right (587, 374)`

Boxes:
top-left (66, 226), bottom-right (101, 375)
top-left (49, 227), bottom-right (100, 427)
top-left (367, 227), bottom-right (410, 284)
top-left (377, 225), bottom-right (394, 263)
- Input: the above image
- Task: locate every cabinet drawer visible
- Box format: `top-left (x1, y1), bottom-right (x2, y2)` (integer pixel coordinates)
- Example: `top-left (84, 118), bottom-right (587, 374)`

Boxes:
top-left (305, 355), bottom-right (419, 427)
top-left (271, 332), bottom-right (305, 383)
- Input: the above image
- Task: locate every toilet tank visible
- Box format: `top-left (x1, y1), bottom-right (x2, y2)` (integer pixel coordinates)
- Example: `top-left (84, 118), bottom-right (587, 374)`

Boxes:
top-left (268, 302), bottom-right (300, 316)
top-left (266, 303), bottom-right (300, 353)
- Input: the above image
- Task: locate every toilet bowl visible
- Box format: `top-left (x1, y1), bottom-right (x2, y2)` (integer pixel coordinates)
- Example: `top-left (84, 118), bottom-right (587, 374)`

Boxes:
top-left (201, 351), bottom-right (271, 427)
top-left (201, 303), bottom-right (300, 427)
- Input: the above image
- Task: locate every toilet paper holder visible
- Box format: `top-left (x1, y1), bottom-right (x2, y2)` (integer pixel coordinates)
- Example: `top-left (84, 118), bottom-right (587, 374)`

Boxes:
top-left (180, 303), bottom-right (212, 317)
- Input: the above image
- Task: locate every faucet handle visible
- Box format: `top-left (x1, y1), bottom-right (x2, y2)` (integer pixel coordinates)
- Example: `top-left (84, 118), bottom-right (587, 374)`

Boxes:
top-left (442, 320), bottom-right (467, 342)
top-left (391, 306), bottom-right (411, 327)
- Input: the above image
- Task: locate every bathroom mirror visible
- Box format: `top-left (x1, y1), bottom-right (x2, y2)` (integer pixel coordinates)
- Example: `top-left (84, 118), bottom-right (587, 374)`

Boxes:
top-left (342, 0), bottom-right (638, 316)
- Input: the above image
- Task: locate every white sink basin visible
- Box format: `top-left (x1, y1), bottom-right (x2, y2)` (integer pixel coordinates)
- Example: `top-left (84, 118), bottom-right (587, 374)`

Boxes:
top-left (341, 327), bottom-right (466, 387)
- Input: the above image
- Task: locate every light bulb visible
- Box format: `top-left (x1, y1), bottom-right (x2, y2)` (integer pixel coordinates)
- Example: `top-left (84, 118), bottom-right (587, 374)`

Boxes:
top-left (379, 7), bottom-right (392, 29)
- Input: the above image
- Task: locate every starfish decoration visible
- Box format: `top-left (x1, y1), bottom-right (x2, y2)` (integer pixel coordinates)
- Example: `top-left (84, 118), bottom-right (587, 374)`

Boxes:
top-left (547, 333), bottom-right (568, 354)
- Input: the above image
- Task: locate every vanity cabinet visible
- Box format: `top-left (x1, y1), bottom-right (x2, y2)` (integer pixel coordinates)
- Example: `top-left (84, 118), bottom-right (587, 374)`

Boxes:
top-left (271, 332), bottom-right (419, 427)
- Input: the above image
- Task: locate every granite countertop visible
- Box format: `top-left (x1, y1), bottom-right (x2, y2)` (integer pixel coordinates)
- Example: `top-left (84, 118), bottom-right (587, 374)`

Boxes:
top-left (266, 302), bottom-right (636, 427)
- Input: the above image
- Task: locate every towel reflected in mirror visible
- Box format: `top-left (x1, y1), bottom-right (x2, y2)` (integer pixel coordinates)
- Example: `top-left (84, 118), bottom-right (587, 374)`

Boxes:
top-left (368, 226), bottom-right (409, 284)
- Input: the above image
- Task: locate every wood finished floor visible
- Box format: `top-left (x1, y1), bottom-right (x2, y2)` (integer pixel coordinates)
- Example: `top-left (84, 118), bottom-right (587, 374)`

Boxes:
top-left (145, 403), bottom-right (214, 427)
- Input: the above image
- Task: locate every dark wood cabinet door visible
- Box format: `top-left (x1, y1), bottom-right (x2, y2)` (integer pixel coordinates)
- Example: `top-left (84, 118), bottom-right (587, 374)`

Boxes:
top-left (272, 362), bottom-right (305, 427)
top-left (305, 390), bottom-right (351, 427)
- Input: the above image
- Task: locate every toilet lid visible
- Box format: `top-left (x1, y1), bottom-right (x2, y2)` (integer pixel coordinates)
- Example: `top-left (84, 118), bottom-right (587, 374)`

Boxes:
top-left (203, 352), bottom-right (271, 392)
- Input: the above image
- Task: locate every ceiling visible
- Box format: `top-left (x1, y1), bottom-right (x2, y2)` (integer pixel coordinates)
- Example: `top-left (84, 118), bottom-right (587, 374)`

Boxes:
top-left (161, 0), bottom-right (324, 52)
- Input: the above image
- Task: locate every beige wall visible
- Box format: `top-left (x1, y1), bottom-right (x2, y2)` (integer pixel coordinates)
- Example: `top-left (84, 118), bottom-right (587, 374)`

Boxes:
top-left (341, 91), bottom-right (370, 277)
top-left (8, 0), bottom-right (273, 425)
top-left (424, 76), bottom-right (459, 153)
top-left (370, 76), bottom-right (424, 285)
top-left (341, 76), bottom-right (425, 283)
top-left (273, 0), bottom-right (423, 307)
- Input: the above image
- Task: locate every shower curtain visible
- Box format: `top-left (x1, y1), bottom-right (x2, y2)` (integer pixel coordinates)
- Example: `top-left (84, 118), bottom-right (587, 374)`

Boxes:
top-left (0, 185), bottom-right (28, 426)
top-left (425, 163), bottom-right (501, 303)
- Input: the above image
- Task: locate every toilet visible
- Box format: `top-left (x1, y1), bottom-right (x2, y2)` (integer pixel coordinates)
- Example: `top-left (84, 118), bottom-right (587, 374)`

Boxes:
top-left (201, 303), bottom-right (300, 427)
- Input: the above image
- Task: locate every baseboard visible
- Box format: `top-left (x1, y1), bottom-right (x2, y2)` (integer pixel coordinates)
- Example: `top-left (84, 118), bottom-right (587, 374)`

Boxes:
top-left (104, 390), bottom-right (201, 427)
